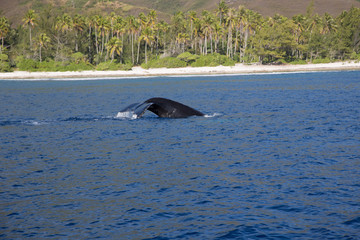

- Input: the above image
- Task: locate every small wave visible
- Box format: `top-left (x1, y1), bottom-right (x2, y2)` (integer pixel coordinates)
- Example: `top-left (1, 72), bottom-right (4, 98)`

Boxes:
top-left (204, 113), bottom-right (222, 118)
top-left (0, 120), bottom-right (49, 126)
top-left (62, 116), bottom-right (118, 122)
top-left (115, 112), bottom-right (221, 119)
top-left (23, 120), bottom-right (49, 126)
top-left (115, 111), bottom-right (138, 120)
top-left (62, 117), bottom-right (97, 122)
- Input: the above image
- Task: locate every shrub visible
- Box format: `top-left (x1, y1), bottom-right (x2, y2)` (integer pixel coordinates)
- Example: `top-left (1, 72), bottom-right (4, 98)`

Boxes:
top-left (96, 61), bottom-right (132, 71)
top-left (176, 52), bottom-right (199, 64)
top-left (350, 51), bottom-right (360, 60)
top-left (35, 60), bottom-right (94, 72)
top-left (0, 54), bottom-right (12, 72)
top-left (61, 62), bottom-right (94, 71)
top-left (0, 54), bottom-right (8, 62)
top-left (71, 52), bottom-right (87, 63)
top-left (141, 57), bottom-right (187, 69)
top-left (312, 58), bottom-right (331, 64)
top-left (15, 56), bottom-right (38, 71)
top-left (277, 59), bottom-right (287, 64)
top-left (37, 60), bottom-right (62, 71)
top-left (289, 59), bottom-right (308, 65)
top-left (191, 53), bottom-right (235, 67)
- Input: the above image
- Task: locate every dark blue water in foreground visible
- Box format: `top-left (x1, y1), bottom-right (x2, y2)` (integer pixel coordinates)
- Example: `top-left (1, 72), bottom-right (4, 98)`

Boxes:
top-left (1, 71), bottom-right (360, 239)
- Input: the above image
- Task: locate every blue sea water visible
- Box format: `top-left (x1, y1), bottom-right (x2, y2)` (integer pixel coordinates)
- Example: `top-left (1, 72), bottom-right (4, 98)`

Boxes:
top-left (1, 71), bottom-right (360, 239)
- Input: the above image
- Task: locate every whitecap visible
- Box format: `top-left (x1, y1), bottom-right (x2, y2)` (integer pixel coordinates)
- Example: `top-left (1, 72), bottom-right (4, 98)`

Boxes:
top-left (115, 111), bottom-right (138, 120)
top-left (23, 120), bottom-right (48, 125)
top-left (204, 113), bottom-right (222, 118)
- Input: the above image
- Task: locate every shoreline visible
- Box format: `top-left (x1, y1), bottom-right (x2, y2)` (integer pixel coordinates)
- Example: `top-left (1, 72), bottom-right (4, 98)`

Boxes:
top-left (0, 61), bottom-right (359, 80)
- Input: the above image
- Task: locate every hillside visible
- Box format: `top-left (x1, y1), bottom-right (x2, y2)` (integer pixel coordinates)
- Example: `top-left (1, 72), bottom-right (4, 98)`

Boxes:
top-left (119, 0), bottom-right (360, 16)
top-left (1, 0), bottom-right (360, 26)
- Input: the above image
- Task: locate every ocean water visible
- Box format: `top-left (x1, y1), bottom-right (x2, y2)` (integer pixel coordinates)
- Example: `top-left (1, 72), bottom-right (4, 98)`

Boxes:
top-left (1, 71), bottom-right (360, 239)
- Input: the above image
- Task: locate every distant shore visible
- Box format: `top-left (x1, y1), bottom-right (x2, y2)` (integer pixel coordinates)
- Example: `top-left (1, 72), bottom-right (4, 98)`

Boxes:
top-left (0, 61), bottom-right (359, 80)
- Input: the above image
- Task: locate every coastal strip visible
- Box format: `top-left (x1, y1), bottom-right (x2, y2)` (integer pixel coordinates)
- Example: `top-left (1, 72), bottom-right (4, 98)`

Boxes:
top-left (0, 62), bottom-right (359, 80)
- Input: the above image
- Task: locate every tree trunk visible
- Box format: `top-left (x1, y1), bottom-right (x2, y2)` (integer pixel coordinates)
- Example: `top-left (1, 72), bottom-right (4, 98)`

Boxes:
top-left (75, 31), bottom-right (78, 52)
top-left (204, 35), bottom-right (207, 55)
top-left (235, 27), bottom-right (238, 58)
top-left (137, 34), bottom-right (141, 64)
top-left (243, 29), bottom-right (249, 63)
top-left (145, 41), bottom-right (148, 64)
top-left (131, 33), bottom-right (134, 64)
top-left (194, 37), bottom-right (197, 54)
top-left (29, 26), bottom-right (32, 47)
top-left (95, 29), bottom-right (99, 54)
top-left (88, 27), bottom-right (92, 59)
top-left (101, 32), bottom-right (105, 56)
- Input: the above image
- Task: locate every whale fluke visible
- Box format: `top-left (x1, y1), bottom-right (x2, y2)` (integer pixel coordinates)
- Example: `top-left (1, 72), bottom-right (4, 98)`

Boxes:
top-left (118, 97), bottom-right (204, 119)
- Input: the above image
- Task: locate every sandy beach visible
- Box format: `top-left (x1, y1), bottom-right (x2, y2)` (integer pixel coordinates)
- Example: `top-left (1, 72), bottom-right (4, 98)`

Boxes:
top-left (0, 61), bottom-right (359, 80)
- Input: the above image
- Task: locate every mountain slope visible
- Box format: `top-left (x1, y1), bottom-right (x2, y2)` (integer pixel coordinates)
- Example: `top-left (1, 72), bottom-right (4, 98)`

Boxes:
top-left (117, 0), bottom-right (360, 16)
top-left (1, 0), bottom-right (360, 26)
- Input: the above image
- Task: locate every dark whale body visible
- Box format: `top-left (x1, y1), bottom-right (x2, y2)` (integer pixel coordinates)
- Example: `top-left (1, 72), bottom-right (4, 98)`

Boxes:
top-left (120, 97), bottom-right (204, 118)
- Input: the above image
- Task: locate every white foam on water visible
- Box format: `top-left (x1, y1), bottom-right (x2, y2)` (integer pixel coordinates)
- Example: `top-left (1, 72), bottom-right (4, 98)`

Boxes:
top-left (115, 111), bottom-right (138, 120)
top-left (204, 113), bottom-right (222, 118)
top-left (23, 120), bottom-right (48, 125)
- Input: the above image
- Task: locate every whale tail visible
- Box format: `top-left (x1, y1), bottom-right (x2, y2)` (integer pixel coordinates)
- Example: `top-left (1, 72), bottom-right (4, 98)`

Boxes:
top-left (117, 97), bottom-right (204, 119)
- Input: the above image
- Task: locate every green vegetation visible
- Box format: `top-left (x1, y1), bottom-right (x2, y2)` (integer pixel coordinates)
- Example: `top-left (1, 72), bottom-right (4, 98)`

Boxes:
top-left (0, 1), bottom-right (360, 72)
top-left (141, 57), bottom-right (187, 69)
top-left (0, 53), bottom-right (11, 72)
top-left (191, 53), bottom-right (235, 67)
top-left (176, 52), bottom-right (199, 64)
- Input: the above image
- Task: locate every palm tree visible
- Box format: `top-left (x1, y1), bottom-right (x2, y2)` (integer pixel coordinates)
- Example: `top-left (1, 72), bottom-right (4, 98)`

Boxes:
top-left (126, 15), bottom-right (138, 64)
top-left (148, 10), bottom-right (157, 28)
top-left (22, 9), bottom-right (37, 47)
top-left (139, 12), bottom-right (149, 28)
top-left (234, 6), bottom-right (246, 59)
top-left (217, 0), bottom-right (228, 26)
top-left (106, 37), bottom-right (123, 62)
top-left (192, 18), bottom-right (202, 54)
top-left (140, 27), bottom-right (154, 63)
top-left (176, 33), bottom-right (189, 52)
top-left (38, 33), bottom-right (50, 62)
top-left (0, 17), bottom-right (10, 53)
top-left (109, 12), bottom-right (117, 38)
top-left (73, 14), bottom-right (85, 52)
top-left (114, 16), bottom-right (125, 40)
top-left (307, 14), bottom-right (321, 34)
top-left (306, 14), bottom-right (321, 60)
top-left (86, 16), bottom-right (96, 59)
top-left (98, 16), bottom-right (110, 57)
top-left (55, 14), bottom-right (73, 34)
top-left (148, 10), bottom-right (158, 53)
top-left (90, 15), bottom-right (101, 55)
top-left (213, 22), bottom-right (223, 53)
top-left (225, 8), bottom-right (236, 58)
top-left (157, 20), bottom-right (169, 54)
top-left (137, 14), bottom-right (147, 63)
top-left (55, 13), bottom-right (72, 57)
top-left (172, 11), bottom-right (186, 36)
top-left (201, 10), bottom-right (215, 54)
top-left (321, 13), bottom-right (337, 34)
top-left (293, 14), bottom-right (306, 41)
top-left (242, 9), bottom-right (261, 62)
top-left (187, 11), bottom-right (197, 49)
top-left (292, 14), bottom-right (307, 58)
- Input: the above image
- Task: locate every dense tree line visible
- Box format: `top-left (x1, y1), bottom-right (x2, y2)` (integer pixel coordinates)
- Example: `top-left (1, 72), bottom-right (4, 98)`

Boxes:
top-left (0, 1), bottom-right (360, 72)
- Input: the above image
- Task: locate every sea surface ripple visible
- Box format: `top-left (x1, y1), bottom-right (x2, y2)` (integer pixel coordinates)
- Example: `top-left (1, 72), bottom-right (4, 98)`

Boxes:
top-left (1, 71), bottom-right (360, 239)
